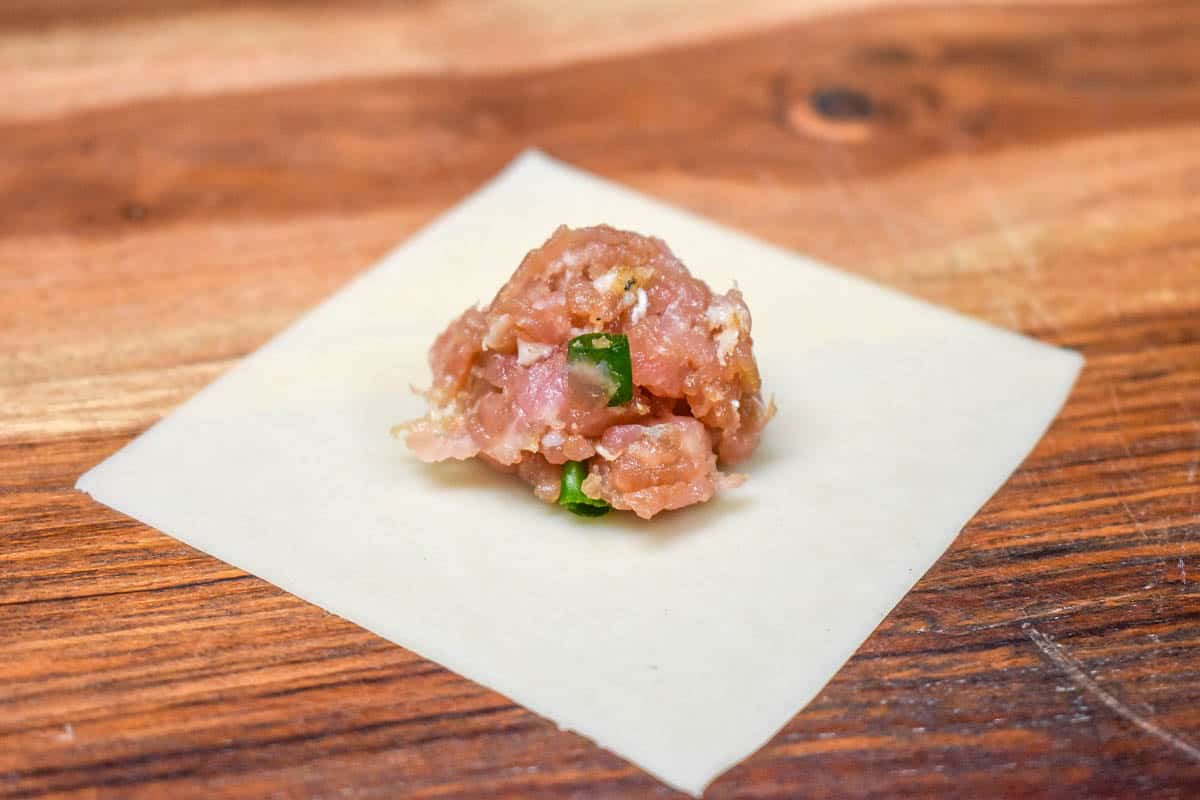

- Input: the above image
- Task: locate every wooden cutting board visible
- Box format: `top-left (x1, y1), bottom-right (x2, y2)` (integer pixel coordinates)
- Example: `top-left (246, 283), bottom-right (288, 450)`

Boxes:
top-left (2, 2), bottom-right (1198, 797)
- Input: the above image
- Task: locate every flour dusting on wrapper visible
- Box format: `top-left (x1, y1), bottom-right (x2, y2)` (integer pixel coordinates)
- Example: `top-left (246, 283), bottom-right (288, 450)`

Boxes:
top-left (398, 225), bottom-right (774, 519)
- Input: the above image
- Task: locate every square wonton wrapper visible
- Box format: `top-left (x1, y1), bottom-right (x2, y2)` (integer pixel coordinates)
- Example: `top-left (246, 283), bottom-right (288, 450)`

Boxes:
top-left (78, 151), bottom-right (1082, 796)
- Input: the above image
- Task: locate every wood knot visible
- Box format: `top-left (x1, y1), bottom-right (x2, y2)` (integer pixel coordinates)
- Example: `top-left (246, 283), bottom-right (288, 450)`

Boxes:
top-left (786, 86), bottom-right (875, 143)
top-left (121, 203), bottom-right (148, 222)
top-left (811, 87), bottom-right (875, 121)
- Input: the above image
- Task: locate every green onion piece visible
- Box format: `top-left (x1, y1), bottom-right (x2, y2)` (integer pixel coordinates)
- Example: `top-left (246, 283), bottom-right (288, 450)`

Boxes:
top-left (566, 332), bottom-right (633, 407)
top-left (558, 460), bottom-right (610, 517)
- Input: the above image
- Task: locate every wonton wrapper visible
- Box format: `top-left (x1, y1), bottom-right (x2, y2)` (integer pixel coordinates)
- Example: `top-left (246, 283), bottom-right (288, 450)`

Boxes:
top-left (78, 151), bottom-right (1082, 796)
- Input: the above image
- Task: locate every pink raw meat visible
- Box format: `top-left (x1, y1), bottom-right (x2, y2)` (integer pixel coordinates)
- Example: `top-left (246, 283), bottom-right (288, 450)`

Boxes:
top-left (402, 225), bottom-right (773, 518)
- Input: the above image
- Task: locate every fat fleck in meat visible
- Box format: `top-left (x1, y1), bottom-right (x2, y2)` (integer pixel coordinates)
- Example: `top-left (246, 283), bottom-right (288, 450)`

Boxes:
top-left (402, 225), bottom-right (773, 519)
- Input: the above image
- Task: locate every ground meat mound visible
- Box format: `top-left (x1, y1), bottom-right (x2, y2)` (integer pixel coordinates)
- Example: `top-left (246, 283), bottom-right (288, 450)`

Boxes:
top-left (403, 225), bottom-right (773, 519)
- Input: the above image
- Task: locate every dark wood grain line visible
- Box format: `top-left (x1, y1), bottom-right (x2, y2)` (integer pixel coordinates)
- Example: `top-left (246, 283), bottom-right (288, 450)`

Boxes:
top-left (0, 575), bottom-right (251, 608)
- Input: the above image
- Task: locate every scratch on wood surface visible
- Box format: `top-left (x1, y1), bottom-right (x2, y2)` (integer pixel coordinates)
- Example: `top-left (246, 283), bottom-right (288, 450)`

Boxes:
top-left (939, 125), bottom-right (1061, 334)
top-left (1103, 380), bottom-right (1158, 548)
top-left (821, 143), bottom-right (929, 263)
top-left (1186, 424), bottom-right (1200, 488)
top-left (945, 592), bottom-right (1147, 634)
top-left (1105, 384), bottom-right (1149, 490)
top-left (802, 142), bottom-right (895, 272)
top-left (1025, 626), bottom-right (1200, 764)
top-left (1117, 497), bottom-right (1153, 544)
top-left (948, 140), bottom-right (1041, 280)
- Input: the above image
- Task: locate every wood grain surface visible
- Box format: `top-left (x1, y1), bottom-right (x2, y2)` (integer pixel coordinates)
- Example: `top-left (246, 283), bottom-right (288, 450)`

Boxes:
top-left (3, 1), bottom-right (1199, 797)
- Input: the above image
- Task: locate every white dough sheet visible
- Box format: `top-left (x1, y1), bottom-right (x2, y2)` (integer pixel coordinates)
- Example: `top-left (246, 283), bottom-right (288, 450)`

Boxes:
top-left (78, 150), bottom-right (1083, 796)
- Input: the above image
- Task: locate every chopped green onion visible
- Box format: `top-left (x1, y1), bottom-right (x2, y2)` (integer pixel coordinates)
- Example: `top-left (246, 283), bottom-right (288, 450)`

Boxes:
top-left (558, 460), bottom-right (610, 517)
top-left (566, 332), bottom-right (633, 407)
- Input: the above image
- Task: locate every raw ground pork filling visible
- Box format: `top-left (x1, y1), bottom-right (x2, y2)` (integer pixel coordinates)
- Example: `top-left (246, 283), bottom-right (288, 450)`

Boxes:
top-left (402, 225), bottom-right (773, 519)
